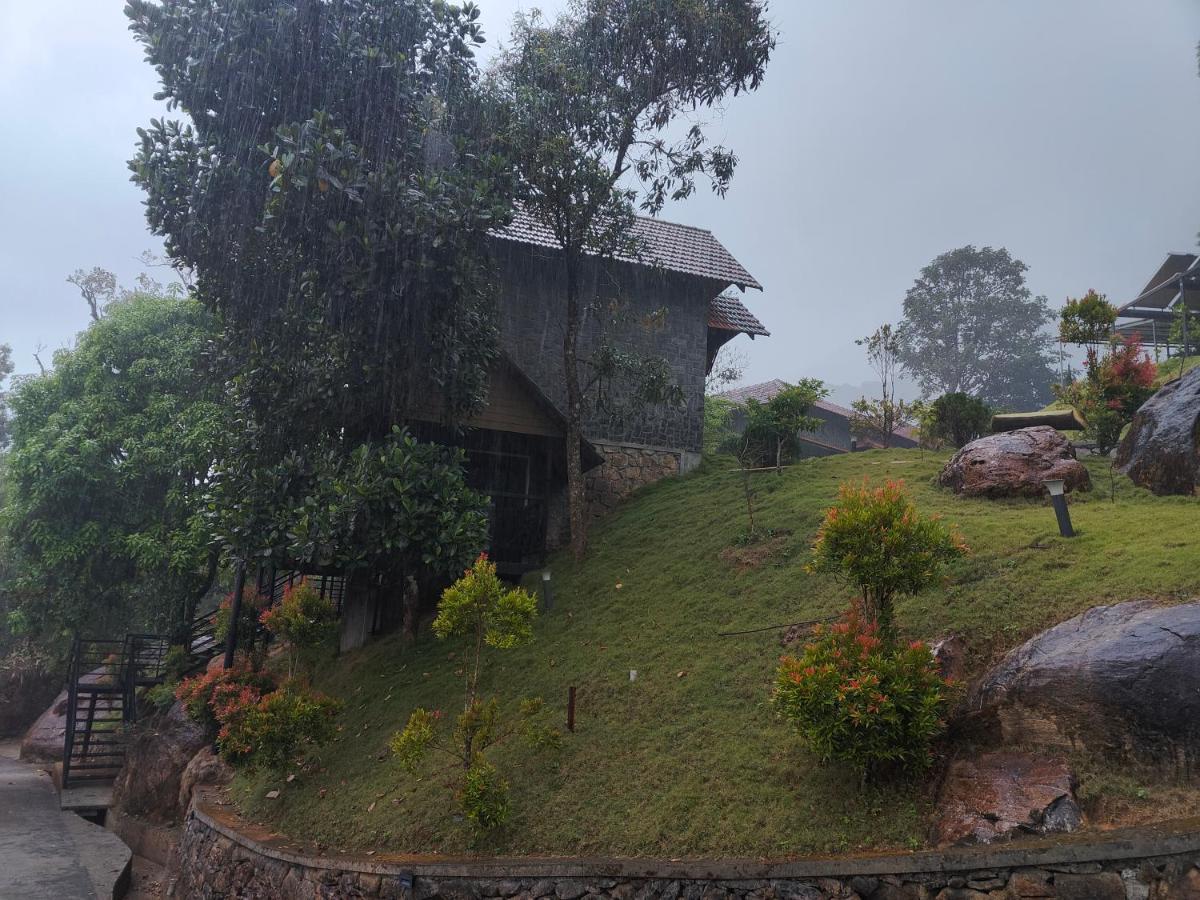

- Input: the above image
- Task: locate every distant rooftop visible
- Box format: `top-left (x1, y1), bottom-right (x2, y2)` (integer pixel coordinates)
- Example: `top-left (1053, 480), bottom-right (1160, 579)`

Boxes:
top-left (492, 207), bottom-right (763, 292)
top-left (719, 379), bottom-right (918, 442)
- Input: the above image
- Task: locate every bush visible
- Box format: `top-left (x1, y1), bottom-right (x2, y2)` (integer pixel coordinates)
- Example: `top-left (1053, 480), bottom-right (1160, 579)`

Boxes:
top-left (176, 665), bottom-right (277, 739)
top-left (774, 612), bottom-right (948, 774)
top-left (808, 480), bottom-right (968, 635)
top-left (218, 683), bottom-right (341, 770)
top-left (459, 758), bottom-right (510, 830)
top-left (260, 579), bottom-right (338, 681)
top-left (923, 393), bottom-right (992, 448)
top-left (1055, 334), bottom-right (1156, 454)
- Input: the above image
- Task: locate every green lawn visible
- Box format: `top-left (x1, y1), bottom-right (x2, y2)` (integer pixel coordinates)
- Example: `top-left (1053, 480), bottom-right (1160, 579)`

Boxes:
top-left (237, 450), bottom-right (1200, 858)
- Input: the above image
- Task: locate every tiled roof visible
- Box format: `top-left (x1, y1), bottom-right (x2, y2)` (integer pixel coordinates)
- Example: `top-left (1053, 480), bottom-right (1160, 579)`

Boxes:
top-left (709, 293), bottom-right (769, 337)
top-left (492, 207), bottom-right (762, 291)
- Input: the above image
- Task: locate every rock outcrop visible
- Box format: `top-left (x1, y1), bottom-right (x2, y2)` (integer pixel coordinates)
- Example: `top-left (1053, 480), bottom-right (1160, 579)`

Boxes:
top-left (0, 659), bottom-right (61, 740)
top-left (178, 746), bottom-right (232, 814)
top-left (1116, 366), bottom-right (1200, 495)
top-left (933, 752), bottom-right (1081, 846)
top-left (938, 426), bottom-right (1090, 498)
top-left (968, 599), bottom-right (1200, 766)
top-left (113, 702), bottom-right (208, 824)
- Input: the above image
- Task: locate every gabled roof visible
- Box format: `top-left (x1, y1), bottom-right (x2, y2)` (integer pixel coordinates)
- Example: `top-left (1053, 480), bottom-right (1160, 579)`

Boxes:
top-left (709, 294), bottom-right (769, 338)
top-left (492, 207), bottom-right (763, 291)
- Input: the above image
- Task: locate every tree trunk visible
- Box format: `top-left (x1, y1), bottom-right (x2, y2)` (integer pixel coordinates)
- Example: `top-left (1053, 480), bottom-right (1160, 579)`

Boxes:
top-left (563, 252), bottom-right (588, 560)
top-left (400, 574), bottom-right (419, 645)
top-left (741, 467), bottom-right (756, 535)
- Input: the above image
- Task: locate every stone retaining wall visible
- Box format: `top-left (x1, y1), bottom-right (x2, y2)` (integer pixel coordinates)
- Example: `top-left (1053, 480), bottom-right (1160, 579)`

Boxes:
top-left (586, 443), bottom-right (682, 515)
top-left (170, 800), bottom-right (1200, 899)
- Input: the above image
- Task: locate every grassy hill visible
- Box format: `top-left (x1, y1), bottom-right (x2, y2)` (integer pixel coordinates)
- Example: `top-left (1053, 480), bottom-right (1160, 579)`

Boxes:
top-left (237, 450), bottom-right (1200, 859)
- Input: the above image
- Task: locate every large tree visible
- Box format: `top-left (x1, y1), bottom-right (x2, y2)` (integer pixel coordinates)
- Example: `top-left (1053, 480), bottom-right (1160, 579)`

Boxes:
top-left (492, 0), bottom-right (775, 557)
top-left (2, 292), bottom-right (223, 640)
top-left (126, 0), bottom-right (511, 579)
top-left (896, 246), bottom-right (1056, 411)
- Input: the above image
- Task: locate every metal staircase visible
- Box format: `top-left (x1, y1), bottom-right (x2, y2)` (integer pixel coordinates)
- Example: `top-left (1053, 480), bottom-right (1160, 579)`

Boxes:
top-left (61, 610), bottom-right (223, 789)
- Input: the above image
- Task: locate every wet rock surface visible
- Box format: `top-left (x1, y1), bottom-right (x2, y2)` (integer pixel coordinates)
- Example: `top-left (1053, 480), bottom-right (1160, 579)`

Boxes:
top-left (933, 752), bottom-right (1081, 846)
top-left (113, 702), bottom-right (207, 824)
top-left (968, 600), bottom-right (1200, 765)
top-left (938, 427), bottom-right (1090, 498)
top-left (177, 746), bottom-right (232, 814)
top-left (1116, 366), bottom-right (1200, 496)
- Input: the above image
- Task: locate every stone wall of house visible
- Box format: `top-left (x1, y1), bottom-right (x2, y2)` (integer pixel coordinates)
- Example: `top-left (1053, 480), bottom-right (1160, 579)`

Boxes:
top-left (170, 800), bottom-right (1200, 900)
top-left (585, 443), bottom-right (683, 516)
top-left (492, 244), bottom-right (718, 457)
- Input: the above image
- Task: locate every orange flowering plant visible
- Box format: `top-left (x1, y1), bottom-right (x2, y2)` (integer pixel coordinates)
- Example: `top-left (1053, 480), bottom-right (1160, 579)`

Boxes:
top-left (807, 479), bottom-right (968, 637)
top-left (773, 611), bottom-right (948, 774)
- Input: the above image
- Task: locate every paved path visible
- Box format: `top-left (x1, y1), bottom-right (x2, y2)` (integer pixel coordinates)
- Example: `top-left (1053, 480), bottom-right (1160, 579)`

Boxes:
top-left (0, 754), bottom-right (129, 899)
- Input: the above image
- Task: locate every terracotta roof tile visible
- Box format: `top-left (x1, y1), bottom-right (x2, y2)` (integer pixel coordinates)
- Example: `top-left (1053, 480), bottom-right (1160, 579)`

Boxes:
top-left (493, 208), bottom-right (762, 291)
top-left (709, 294), bottom-right (769, 337)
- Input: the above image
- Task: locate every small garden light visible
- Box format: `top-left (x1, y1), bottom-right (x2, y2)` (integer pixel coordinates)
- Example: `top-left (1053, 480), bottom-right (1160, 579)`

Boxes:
top-left (1042, 478), bottom-right (1075, 538)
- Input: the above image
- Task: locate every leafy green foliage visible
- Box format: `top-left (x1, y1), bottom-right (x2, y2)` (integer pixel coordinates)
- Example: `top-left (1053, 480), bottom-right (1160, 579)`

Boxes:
top-left (922, 393), bottom-right (993, 449)
top-left (214, 587), bottom-right (268, 658)
top-left (2, 294), bottom-right (222, 638)
top-left (460, 758), bottom-right (510, 831)
top-left (176, 665), bottom-right (278, 740)
top-left (433, 554), bottom-right (538, 704)
top-left (0, 343), bottom-right (13, 450)
top-left (726, 381), bottom-right (826, 535)
top-left (127, 0), bottom-right (509, 586)
top-left (1059, 290), bottom-right (1117, 347)
top-left (808, 480), bottom-right (968, 635)
top-left (897, 246), bottom-right (1057, 410)
top-left (220, 684), bottom-right (342, 771)
top-left (1055, 335), bottom-right (1156, 454)
top-left (260, 579), bottom-right (338, 681)
top-left (774, 612), bottom-right (948, 775)
top-left (390, 555), bottom-right (552, 831)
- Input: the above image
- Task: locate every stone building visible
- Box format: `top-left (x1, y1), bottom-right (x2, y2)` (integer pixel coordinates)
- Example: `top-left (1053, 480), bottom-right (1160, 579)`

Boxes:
top-left (441, 209), bottom-right (766, 572)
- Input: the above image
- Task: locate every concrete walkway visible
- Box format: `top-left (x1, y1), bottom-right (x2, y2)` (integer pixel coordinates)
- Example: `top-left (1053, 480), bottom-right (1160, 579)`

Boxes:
top-left (0, 753), bottom-right (131, 899)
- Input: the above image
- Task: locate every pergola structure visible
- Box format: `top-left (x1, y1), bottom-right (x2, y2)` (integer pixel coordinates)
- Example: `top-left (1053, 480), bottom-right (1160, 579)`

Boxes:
top-left (1114, 252), bottom-right (1200, 356)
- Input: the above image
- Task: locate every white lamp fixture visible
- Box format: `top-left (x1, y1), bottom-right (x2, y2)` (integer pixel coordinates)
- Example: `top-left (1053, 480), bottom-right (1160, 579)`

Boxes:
top-left (1042, 478), bottom-right (1065, 497)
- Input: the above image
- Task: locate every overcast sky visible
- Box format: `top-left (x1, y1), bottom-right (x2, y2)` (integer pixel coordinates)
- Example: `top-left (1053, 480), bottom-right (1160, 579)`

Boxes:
top-left (2, 1), bottom-right (1198, 402)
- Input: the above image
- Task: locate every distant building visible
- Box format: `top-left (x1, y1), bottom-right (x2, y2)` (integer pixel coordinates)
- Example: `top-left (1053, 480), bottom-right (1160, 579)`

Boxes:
top-left (1115, 252), bottom-right (1200, 355)
top-left (719, 379), bottom-right (918, 456)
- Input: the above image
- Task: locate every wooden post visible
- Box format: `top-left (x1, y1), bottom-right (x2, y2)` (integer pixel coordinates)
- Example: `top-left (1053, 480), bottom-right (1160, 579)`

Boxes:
top-left (223, 560), bottom-right (247, 670)
top-left (567, 685), bottom-right (576, 733)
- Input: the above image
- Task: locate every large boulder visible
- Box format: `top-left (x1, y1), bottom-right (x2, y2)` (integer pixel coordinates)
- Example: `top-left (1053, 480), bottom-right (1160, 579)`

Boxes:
top-left (112, 701), bottom-right (208, 824)
top-left (938, 426), bottom-right (1090, 498)
top-left (1116, 366), bottom-right (1200, 495)
top-left (21, 688), bottom-right (71, 762)
top-left (0, 655), bottom-right (62, 740)
top-left (933, 751), bottom-right (1081, 846)
top-left (177, 746), bottom-right (233, 813)
top-left (968, 599), bottom-right (1200, 766)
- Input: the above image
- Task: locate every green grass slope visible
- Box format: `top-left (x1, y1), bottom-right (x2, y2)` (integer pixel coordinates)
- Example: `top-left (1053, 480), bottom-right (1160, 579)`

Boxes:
top-left (238, 451), bottom-right (1200, 859)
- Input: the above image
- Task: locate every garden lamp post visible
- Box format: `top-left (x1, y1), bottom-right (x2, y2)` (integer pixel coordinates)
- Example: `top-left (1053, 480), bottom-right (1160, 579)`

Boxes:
top-left (1042, 479), bottom-right (1075, 538)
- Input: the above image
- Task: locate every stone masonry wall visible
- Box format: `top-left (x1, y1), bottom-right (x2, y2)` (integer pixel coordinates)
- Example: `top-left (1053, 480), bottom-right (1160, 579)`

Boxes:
top-left (170, 800), bottom-right (1200, 900)
top-left (493, 244), bottom-right (716, 456)
top-left (585, 444), bottom-right (682, 516)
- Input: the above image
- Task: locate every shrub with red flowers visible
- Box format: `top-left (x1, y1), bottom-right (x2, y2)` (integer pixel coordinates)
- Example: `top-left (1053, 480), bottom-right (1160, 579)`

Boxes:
top-left (176, 665), bottom-right (340, 769)
top-left (217, 683), bottom-right (342, 771)
top-left (773, 612), bottom-right (948, 774)
top-left (807, 480), bottom-right (968, 636)
top-left (259, 578), bottom-right (338, 681)
top-left (175, 665), bottom-right (277, 739)
top-left (1055, 333), bottom-right (1156, 454)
